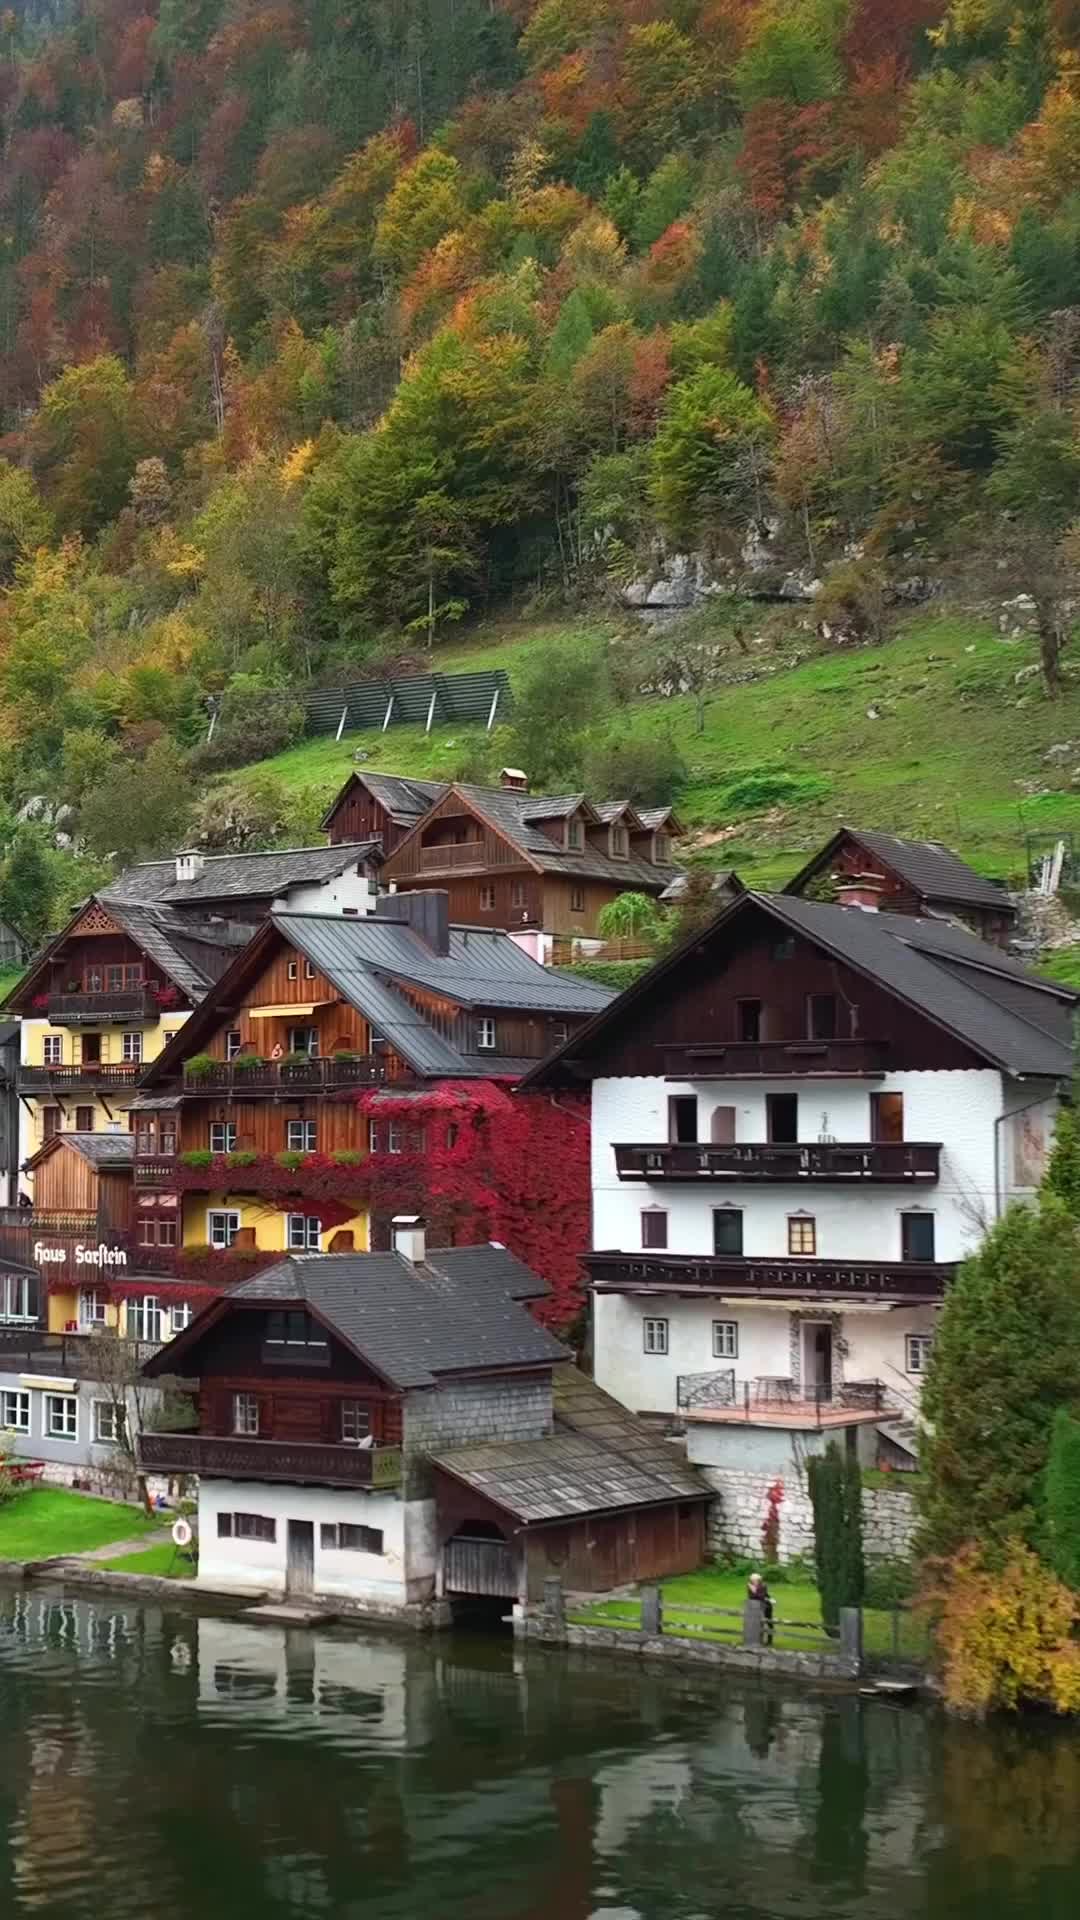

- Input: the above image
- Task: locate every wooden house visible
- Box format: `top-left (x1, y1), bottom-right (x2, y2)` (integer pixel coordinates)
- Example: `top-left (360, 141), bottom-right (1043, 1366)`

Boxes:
top-left (321, 772), bottom-right (445, 854)
top-left (140, 1219), bottom-right (708, 1618)
top-left (784, 827), bottom-right (1017, 945)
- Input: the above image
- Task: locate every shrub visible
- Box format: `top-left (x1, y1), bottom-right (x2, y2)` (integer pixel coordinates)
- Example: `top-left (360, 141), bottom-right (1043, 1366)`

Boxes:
top-left (926, 1542), bottom-right (1080, 1716)
top-left (331, 1149), bottom-right (363, 1167)
top-left (596, 891), bottom-right (662, 940)
top-left (1044, 1408), bottom-right (1080, 1590)
top-left (275, 1150), bottom-right (303, 1172)
top-left (180, 1149), bottom-right (212, 1168)
top-left (583, 732), bottom-right (688, 807)
top-left (720, 767), bottom-right (829, 814)
top-left (184, 1054), bottom-right (216, 1081)
top-left (863, 1557), bottom-right (916, 1609)
top-left (282, 1050), bottom-right (313, 1066)
top-left (807, 1443), bottom-right (865, 1629)
top-left (0, 1430), bottom-right (17, 1507)
top-left (233, 1053), bottom-right (266, 1071)
top-left (552, 958), bottom-right (654, 989)
top-left (189, 690), bottom-right (304, 774)
top-left (225, 1149), bottom-right (258, 1168)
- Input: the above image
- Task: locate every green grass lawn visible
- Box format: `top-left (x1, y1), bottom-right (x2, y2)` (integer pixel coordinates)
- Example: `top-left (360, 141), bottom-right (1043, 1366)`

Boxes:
top-left (570, 1565), bottom-right (925, 1659)
top-left (243, 604), bottom-right (1080, 894)
top-left (0, 1488), bottom-right (161, 1560)
top-left (95, 1543), bottom-right (191, 1578)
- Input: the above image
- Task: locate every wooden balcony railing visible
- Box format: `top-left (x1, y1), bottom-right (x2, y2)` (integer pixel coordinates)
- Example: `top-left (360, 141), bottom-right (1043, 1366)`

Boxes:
top-left (587, 1251), bottom-right (953, 1301)
top-left (18, 1063), bottom-right (142, 1090)
top-left (0, 1327), bottom-right (163, 1374)
top-left (614, 1141), bottom-right (941, 1183)
top-left (134, 1159), bottom-right (178, 1187)
top-left (47, 988), bottom-right (161, 1025)
top-left (138, 1431), bottom-right (403, 1489)
top-left (417, 840), bottom-right (486, 872)
top-left (660, 1039), bottom-right (890, 1078)
top-left (182, 1056), bottom-right (400, 1095)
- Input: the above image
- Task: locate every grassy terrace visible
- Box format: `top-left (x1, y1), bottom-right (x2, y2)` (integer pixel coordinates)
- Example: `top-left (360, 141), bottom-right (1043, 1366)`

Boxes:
top-left (245, 606), bottom-right (1080, 894)
top-left (95, 1544), bottom-right (189, 1578)
top-left (0, 1488), bottom-right (161, 1560)
top-left (570, 1566), bottom-right (926, 1660)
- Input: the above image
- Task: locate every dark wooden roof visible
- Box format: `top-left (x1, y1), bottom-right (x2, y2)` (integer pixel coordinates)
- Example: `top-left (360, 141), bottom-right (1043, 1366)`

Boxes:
top-left (109, 841), bottom-right (384, 905)
top-left (785, 827), bottom-right (1015, 914)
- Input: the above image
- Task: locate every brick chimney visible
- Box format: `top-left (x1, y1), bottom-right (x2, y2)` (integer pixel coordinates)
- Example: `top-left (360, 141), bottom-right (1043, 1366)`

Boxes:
top-left (500, 767), bottom-right (528, 791)
top-left (393, 1215), bottom-right (426, 1264)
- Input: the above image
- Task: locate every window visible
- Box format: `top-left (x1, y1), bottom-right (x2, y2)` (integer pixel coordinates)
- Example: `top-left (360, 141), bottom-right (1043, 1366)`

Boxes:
top-left (208, 1210), bottom-right (240, 1249)
top-left (225, 1029), bottom-right (243, 1061)
top-left (654, 833), bottom-right (670, 862)
top-left (75, 1106), bottom-right (94, 1132)
top-left (1, 1272), bottom-right (36, 1325)
top-left (567, 819), bottom-right (584, 851)
top-left (570, 886), bottom-right (585, 912)
top-left (737, 999), bottom-right (762, 1042)
top-left (287, 959), bottom-right (298, 981)
top-left (807, 993), bottom-right (839, 1041)
top-left (287, 1214), bottom-right (322, 1251)
top-left (287, 1027), bottom-right (319, 1057)
top-left (45, 1394), bottom-right (77, 1441)
top-left (341, 1403), bottom-right (372, 1444)
top-left (218, 1511), bottom-right (275, 1542)
top-left (511, 881), bottom-right (527, 908)
top-left (641, 1208), bottom-right (668, 1250)
top-left (266, 1310), bottom-right (327, 1349)
top-left (138, 1218), bottom-right (177, 1248)
top-left (128, 1296), bottom-right (163, 1344)
top-left (766, 1093), bottom-right (798, 1144)
top-left (901, 1212), bottom-right (936, 1263)
top-left (479, 885), bottom-right (496, 911)
top-left (43, 1035), bottom-right (63, 1066)
top-left (906, 1333), bottom-right (934, 1375)
top-left (713, 1208), bottom-right (744, 1256)
top-left (368, 1121), bottom-right (381, 1154)
top-left (171, 1303), bottom-right (193, 1333)
top-left (610, 824), bottom-right (628, 858)
top-left (287, 1119), bottom-right (317, 1152)
top-left (713, 1321), bottom-right (739, 1359)
top-left (321, 1523), bottom-right (384, 1554)
top-left (1, 1390), bottom-right (29, 1432)
top-left (122, 1031), bottom-right (143, 1064)
top-left (788, 1215), bottom-right (817, 1256)
top-left (643, 1317), bottom-right (669, 1355)
top-left (93, 1400), bottom-right (124, 1445)
top-left (161, 1121), bottom-right (177, 1156)
top-left (772, 936), bottom-right (796, 961)
top-left (232, 1393), bottom-right (260, 1436)
top-left (79, 1289), bottom-right (106, 1329)
top-left (304, 960), bottom-right (316, 980)
top-left (871, 1092), bottom-right (905, 1143)
top-left (476, 1017), bottom-right (497, 1050)
top-left (387, 1123), bottom-right (403, 1154)
top-left (210, 1122), bottom-right (236, 1154)
top-left (668, 1095), bottom-right (698, 1144)
top-left (42, 1107), bottom-right (60, 1140)
top-left (551, 1022), bottom-right (569, 1048)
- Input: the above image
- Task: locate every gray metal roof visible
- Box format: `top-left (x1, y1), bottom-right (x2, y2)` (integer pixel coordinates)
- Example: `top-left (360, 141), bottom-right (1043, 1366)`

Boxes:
top-left (212, 1245), bottom-right (568, 1389)
top-left (272, 913), bottom-right (612, 1077)
top-left (432, 1368), bottom-right (707, 1523)
top-left (786, 828), bottom-right (1015, 913)
top-left (109, 843), bottom-right (383, 906)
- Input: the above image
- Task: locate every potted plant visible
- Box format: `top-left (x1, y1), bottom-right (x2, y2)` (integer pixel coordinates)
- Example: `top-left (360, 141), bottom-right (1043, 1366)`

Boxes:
top-left (226, 1149), bottom-right (259, 1168)
top-left (282, 1050), bottom-right (314, 1067)
top-left (180, 1150), bottom-right (213, 1169)
top-left (233, 1052), bottom-right (266, 1072)
top-left (184, 1053), bottom-right (216, 1081)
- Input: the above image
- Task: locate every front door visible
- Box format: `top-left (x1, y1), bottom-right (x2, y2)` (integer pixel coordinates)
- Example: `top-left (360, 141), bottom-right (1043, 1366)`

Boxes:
top-left (803, 1323), bottom-right (834, 1402)
top-left (286, 1520), bottom-right (315, 1599)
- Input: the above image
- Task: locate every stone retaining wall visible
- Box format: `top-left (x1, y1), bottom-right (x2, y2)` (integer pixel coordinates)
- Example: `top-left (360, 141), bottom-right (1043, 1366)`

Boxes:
top-left (515, 1612), bottom-right (860, 1683)
top-left (701, 1466), bottom-right (916, 1564)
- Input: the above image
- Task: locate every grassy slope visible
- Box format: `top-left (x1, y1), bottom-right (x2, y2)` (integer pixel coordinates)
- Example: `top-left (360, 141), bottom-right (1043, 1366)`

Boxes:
top-left (96, 1543), bottom-right (189, 1577)
top-left (247, 608), bottom-right (1080, 891)
top-left (0, 1487), bottom-right (160, 1558)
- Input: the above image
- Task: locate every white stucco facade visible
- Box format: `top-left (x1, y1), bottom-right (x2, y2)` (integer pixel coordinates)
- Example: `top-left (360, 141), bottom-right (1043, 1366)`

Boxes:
top-left (195, 1478), bottom-right (430, 1610)
top-left (588, 1067), bottom-right (1061, 1418)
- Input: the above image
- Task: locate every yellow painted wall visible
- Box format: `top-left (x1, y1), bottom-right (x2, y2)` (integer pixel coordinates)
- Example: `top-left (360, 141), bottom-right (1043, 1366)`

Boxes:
top-left (22, 1015), bottom-right (190, 1152)
top-left (182, 1194), bottom-right (368, 1253)
top-left (46, 1290), bottom-right (123, 1335)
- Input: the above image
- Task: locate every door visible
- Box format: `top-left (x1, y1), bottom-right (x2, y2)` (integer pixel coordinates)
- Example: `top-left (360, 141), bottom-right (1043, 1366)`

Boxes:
top-left (803, 1323), bottom-right (834, 1401)
top-left (286, 1520), bottom-right (315, 1599)
top-left (82, 1032), bottom-right (102, 1063)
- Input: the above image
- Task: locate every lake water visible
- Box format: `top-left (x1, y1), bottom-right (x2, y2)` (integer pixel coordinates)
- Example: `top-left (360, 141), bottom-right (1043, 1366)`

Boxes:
top-left (1, 1587), bottom-right (1079, 1920)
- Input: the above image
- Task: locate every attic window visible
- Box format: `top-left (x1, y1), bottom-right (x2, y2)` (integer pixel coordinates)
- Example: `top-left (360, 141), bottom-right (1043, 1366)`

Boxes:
top-left (567, 818), bottom-right (584, 851)
top-left (654, 833), bottom-right (670, 862)
top-left (610, 825), bottom-right (629, 859)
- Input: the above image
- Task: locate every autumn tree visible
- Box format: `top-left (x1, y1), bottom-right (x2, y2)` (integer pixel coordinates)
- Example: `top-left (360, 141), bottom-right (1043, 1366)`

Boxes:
top-left (651, 364), bottom-right (774, 547)
top-left (29, 355), bottom-right (145, 536)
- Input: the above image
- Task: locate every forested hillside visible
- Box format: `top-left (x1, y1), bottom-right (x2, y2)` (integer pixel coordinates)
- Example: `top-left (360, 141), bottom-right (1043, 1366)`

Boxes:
top-left (1, 0), bottom-right (1080, 928)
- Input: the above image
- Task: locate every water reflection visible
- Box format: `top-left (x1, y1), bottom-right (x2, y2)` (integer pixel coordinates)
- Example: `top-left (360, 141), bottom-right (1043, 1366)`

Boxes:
top-left (1, 1588), bottom-right (1080, 1920)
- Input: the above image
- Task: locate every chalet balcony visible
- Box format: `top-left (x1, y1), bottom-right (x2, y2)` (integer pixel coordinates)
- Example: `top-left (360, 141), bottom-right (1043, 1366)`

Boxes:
top-left (138, 1430), bottom-right (403, 1490)
top-left (134, 1158), bottom-right (180, 1188)
top-left (18, 1063), bottom-right (142, 1092)
top-left (661, 1039), bottom-right (890, 1078)
top-left (675, 1370), bottom-right (890, 1426)
top-left (0, 1327), bottom-right (165, 1374)
top-left (586, 1251), bottom-right (953, 1302)
top-left (181, 1056), bottom-right (401, 1095)
top-left (46, 988), bottom-right (162, 1026)
top-left (417, 840), bottom-right (486, 872)
top-left (614, 1141), bottom-right (942, 1183)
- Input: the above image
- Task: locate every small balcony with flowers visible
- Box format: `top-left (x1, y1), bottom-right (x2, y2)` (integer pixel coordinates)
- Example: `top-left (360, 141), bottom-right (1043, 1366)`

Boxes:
top-left (164, 1148), bottom-right (372, 1260)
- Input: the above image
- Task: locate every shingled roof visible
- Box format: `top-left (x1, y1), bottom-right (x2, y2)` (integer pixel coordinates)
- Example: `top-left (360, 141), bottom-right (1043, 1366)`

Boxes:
top-left (431, 1367), bottom-right (707, 1523)
top-left (443, 783), bottom-right (682, 891)
top-left (785, 827), bottom-right (1015, 915)
top-left (320, 772), bottom-right (447, 831)
top-left (145, 1243), bottom-right (568, 1389)
top-left (109, 841), bottom-right (383, 906)
top-left (27, 1131), bottom-right (134, 1172)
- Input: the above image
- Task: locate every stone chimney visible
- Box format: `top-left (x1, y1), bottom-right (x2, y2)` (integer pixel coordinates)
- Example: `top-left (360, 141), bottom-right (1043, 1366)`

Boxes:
top-left (500, 767), bottom-right (528, 791)
top-left (374, 888), bottom-right (449, 955)
top-left (175, 850), bottom-right (206, 884)
top-left (393, 1215), bottom-right (426, 1265)
top-left (834, 871), bottom-right (886, 911)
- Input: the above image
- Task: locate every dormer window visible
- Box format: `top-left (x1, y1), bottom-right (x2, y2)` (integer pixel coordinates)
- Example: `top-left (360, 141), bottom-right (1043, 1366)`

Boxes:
top-left (654, 832), bottom-right (670, 862)
top-left (567, 818), bottom-right (584, 851)
top-left (610, 824), bottom-right (629, 858)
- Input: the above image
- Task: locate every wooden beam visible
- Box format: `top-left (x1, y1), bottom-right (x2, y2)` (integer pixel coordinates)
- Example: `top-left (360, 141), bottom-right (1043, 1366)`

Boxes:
top-left (425, 688), bottom-right (438, 734)
top-left (382, 694), bottom-right (394, 731)
top-left (335, 705), bottom-right (349, 741)
top-left (486, 684), bottom-right (500, 732)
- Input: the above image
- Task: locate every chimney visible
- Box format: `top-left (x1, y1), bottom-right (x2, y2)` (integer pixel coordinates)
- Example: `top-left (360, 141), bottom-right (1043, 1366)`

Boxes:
top-left (393, 1214), bottom-right (426, 1265)
top-left (500, 767), bottom-right (528, 792)
top-left (834, 871), bottom-right (886, 912)
top-left (374, 888), bottom-right (449, 955)
top-left (175, 850), bottom-right (205, 884)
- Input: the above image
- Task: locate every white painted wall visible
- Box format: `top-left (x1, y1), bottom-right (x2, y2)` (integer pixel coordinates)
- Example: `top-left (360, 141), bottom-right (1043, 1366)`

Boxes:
top-left (277, 866), bottom-right (377, 915)
top-left (196, 1616), bottom-right (409, 1741)
top-left (196, 1478), bottom-right (410, 1603)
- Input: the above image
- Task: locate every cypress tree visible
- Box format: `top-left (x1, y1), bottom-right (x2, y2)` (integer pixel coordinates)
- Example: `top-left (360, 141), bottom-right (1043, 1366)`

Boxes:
top-left (808, 1443), bottom-right (865, 1629)
top-left (1045, 1408), bottom-right (1080, 1590)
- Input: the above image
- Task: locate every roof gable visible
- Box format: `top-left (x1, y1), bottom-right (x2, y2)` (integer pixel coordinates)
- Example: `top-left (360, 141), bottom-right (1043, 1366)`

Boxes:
top-left (785, 827), bottom-right (1014, 914)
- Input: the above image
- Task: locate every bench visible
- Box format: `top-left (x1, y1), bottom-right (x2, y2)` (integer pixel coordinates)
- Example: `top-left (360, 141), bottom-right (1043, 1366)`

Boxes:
top-left (8, 1460), bottom-right (45, 1485)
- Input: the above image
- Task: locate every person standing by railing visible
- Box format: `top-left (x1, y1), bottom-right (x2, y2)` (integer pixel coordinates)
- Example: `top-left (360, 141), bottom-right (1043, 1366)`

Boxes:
top-left (747, 1571), bottom-right (774, 1645)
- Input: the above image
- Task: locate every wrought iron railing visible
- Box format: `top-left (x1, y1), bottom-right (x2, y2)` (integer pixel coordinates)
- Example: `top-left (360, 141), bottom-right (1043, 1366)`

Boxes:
top-left (676, 1369), bottom-right (737, 1411)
